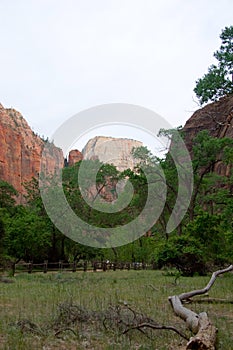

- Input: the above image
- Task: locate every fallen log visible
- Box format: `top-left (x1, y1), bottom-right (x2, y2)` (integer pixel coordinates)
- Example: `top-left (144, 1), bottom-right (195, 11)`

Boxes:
top-left (187, 297), bottom-right (233, 304)
top-left (169, 264), bottom-right (233, 350)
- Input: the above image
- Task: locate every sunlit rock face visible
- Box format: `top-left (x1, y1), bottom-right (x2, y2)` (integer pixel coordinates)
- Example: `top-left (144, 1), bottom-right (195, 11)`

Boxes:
top-left (82, 136), bottom-right (143, 171)
top-left (0, 102), bottom-right (143, 205)
top-left (0, 103), bottom-right (63, 202)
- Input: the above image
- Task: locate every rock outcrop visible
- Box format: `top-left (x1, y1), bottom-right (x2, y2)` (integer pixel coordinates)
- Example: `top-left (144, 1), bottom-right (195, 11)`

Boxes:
top-left (183, 95), bottom-right (233, 177)
top-left (0, 104), bottom-right (64, 202)
top-left (82, 136), bottom-right (143, 172)
top-left (183, 95), bottom-right (233, 152)
top-left (0, 104), bottom-right (143, 204)
top-left (76, 136), bottom-right (143, 202)
top-left (68, 149), bottom-right (83, 166)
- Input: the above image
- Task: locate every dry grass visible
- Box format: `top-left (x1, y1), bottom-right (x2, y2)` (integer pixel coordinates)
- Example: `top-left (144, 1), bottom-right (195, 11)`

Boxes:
top-left (0, 270), bottom-right (232, 349)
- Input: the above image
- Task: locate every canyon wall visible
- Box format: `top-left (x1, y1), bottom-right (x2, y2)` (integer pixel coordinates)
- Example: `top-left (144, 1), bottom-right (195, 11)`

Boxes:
top-left (183, 95), bottom-right (233, 150)
top-left (182, 95), bottom-right (233, 176)
top-left (3, 95), bottom-right (232, 205)
top-left (68, 149), bottom-right (83, 166)
top-left (82, 136), bottom-right (143, 171)
top-left (0, 104), bottom-right (64, 201)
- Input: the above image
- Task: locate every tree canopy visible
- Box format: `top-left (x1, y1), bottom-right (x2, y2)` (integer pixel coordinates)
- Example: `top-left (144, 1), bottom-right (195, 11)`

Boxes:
top-left (0, 128), bottom-right (233, 276)
top-left (194, 26), bottom-right (233, 105)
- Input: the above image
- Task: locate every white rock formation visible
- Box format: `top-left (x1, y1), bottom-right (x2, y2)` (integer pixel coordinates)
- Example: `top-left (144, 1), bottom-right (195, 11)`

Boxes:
top-left (82, 136), bottom-right (143, 171)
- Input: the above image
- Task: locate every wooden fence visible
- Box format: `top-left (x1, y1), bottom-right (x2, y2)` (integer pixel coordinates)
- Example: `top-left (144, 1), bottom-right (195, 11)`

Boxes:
top-left (12, 261), bottom-right (156, 274)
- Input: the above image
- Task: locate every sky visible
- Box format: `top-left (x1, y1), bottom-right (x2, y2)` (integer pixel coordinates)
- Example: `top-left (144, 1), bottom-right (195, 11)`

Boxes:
top-left (0, 0), bottom-right (233, 154)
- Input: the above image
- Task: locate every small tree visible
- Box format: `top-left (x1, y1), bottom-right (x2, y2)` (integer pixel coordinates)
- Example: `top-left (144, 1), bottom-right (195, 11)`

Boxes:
top-left (194, 26), bottom-right (233, 104)
top-left (0, 180), bottom-right (17, 208)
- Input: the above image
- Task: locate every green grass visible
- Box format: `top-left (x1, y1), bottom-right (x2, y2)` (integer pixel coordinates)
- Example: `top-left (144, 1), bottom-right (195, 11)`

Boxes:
top-left (0, 270), bottom-right (232, 349)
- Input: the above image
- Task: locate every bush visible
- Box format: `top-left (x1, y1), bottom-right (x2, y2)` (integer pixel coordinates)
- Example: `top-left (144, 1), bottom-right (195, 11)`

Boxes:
top-left (153, 234), bottom-right (206, 276)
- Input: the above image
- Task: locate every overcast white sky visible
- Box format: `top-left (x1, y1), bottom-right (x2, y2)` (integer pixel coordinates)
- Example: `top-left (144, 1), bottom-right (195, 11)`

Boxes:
top-left (0, 0), bottom-right (232, 153)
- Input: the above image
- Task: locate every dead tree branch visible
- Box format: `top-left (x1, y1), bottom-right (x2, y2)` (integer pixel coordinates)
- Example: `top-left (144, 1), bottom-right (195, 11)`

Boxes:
top-left (187, 298), bottom-right (233, 304)
top-left (169, 264), bottom-right (233, 350)
top-left (177, 265), bottom-right (233, 301)
top-left (122, 322), bottom-right (189, 340)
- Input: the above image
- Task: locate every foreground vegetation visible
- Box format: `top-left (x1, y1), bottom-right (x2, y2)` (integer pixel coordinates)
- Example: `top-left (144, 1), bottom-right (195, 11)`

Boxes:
top-left (0, 270), bottom-right (233, 350)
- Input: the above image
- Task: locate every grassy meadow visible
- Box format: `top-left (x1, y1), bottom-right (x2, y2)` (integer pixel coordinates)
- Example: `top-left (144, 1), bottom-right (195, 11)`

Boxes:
top-left (0, 270), bottom-right (233, 350)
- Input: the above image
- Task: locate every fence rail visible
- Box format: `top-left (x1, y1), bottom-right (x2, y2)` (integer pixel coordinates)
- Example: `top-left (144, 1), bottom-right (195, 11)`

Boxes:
top-left (10, 261), bottom-right (156, 274)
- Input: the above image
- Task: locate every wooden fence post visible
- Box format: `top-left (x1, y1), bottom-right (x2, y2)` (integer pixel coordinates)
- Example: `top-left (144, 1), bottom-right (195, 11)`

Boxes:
top-left (102, 261), bottom-right (107, 272)
top-left (28, 261), bottom-right (33, 274)
top-left (43, 260), bottom-right (48, 273)
top-left (12, 263), bottom-right (16, 276)
top-left (72, 261), bottom-right (77, 272)
top-left (59, 260), bottom-right (63, 271)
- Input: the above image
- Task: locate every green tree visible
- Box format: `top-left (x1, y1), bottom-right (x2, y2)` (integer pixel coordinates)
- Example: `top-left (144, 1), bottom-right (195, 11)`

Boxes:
top-left (0, 180), bottom-right (17, 208)
top-left (3, 206), bottom-right (51, 262)
top-left (194, 26), bottom-right (233, 104)
top-left (24, 177), bottom-right (68, 262)
top-left (63, 159), bottom-right (149, 230)
top-left (131, 130), bottom-right (233, 273)
top-left (0, 217), bottom-right (5, 261)
top-left (153, 233), bottom-right (206, 276)
top-left (0, 180), bottom-right (18, 265)
top-left (188, 131), bottom-right (233, 222)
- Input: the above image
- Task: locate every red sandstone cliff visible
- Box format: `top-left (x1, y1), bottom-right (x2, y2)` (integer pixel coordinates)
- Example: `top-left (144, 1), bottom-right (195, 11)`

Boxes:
top-left (0, 104), bottom-right (64, 201)
top-left (183, 95), bottom-right (233, 177)
top-left (68, 149), bottom-right (83, 166)
top-left (183, 95), bottom-right (233, 151)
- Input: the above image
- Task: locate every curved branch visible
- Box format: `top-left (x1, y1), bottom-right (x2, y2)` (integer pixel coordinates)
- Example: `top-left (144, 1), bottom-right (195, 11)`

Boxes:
top-left (122, 322), bottom-right (189, 340)
top-left (178, 264), bottom-right (233, 301)
top-left (169, 264), bottom-right (233, 349)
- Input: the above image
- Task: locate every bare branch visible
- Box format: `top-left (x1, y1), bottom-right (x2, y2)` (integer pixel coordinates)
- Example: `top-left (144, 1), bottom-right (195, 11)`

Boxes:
top-left (148, 284), bottom-right (159, 291)
top-left (190, 298), bottom-right (233, 304)
top-left (54, 327), bottom-right (78, 338)
top-left (177, 264), bottom-right (233, 301)
top-left (122, 322), bottom-right (189, 340)
top-left (169, 264), bottom-right (233, 349)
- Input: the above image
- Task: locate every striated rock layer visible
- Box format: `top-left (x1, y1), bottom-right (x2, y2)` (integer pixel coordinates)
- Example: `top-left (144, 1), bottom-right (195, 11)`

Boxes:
top-left (82, 136), bottom-right (143, 171)
top-left (0, 103), bottom-right (64, 202)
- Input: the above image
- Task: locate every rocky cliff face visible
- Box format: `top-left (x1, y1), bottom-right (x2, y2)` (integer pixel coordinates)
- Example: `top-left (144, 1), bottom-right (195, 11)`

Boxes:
top-left (183, 95), bottom-right (233, 152)
top-left (82, 136), bottom-right (143, 171)
top-left (79, 136), bottom-right (143, 202)
top-left (183, 95), bottom-right (233, 176)
top-left (68, 149), bottom-right (83, 166)
top-left (0, 104), bottom-right (64, 201)
top-left (0, 103), bottom-right (143, 204)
